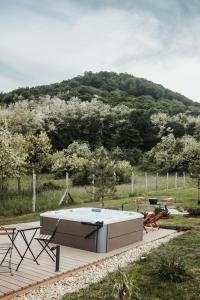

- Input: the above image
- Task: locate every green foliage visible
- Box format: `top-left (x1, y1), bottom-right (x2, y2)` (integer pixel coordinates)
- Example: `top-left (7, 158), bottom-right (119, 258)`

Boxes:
top-left (71, 171), bottom-right (90, 185)
top-left (189, 159), bottom-right (200, 177)
top-left (40, 181), bottom-right (61, 192)
top-left (188, 207), bottom-right (200, 216)
top-left (111, 147), bottom-right (142, 165)
top-left (90, 147), bottom-right (116, 202)
top-left (51, 142), bottom-right (133, 186)
top-left (51, 150), bottom-right (67, 177)
top-left (25, 132), bottom-right (52, 172)
top-left (0, 125), bottom-right (28, 190)
top-left (152, 248), bottom-right (191, 283)
top-left (0, 71), bottom-right (200, 178)
top-left (1, 72), bottom-right (198, 110)
top-left (145, 134), bottom-right (200, 173)
top-left (154, 205), bottom-right (169, 217)
top-left (114, 160), bottom-right (133, 183)
top-left (112, 269), bottom-right (141, 300)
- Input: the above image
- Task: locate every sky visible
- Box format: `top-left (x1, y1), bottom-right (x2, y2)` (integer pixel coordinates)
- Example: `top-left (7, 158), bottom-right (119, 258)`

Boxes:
top-left (1, 0), bottom-right (200, 102)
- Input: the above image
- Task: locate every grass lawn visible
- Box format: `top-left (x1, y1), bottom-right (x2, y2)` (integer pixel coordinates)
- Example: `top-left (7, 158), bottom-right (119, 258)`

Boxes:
top-left (0, 172), bottom-right (199, 228)
top-left (0, 181), bottom-right (199, 226)
top-left (160, 215), bottom-right (200, 229)
top-left (0, 172), bottom-right (195, 215)
top-left (0, 213), bottom-right (40, 225)
top-left (63, 229), bottom-right (200, 300)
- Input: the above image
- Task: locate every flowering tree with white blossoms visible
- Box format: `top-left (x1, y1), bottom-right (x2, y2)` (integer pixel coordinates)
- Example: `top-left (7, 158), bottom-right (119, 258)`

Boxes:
top-left (151, 113), bottom-right (172, 137)
top-left (0, 125), bottom-right (28, 191)
top-left (146, 133), bottom-right (200, 173)
top-left (25, 132), bottom-right (52, 173)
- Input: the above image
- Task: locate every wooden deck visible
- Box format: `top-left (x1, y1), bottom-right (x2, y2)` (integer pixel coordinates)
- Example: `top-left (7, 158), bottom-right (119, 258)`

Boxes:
top-left (0, 222), bottom-right (176, 299)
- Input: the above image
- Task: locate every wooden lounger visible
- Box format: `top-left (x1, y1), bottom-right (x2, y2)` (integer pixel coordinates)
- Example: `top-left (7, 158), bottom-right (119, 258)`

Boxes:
top-left (144, 212), bottom-right (165, 233)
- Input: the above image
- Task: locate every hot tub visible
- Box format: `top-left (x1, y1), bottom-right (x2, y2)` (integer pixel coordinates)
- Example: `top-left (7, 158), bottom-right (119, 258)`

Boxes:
top-left (40, 208), bottom-right (144, 253)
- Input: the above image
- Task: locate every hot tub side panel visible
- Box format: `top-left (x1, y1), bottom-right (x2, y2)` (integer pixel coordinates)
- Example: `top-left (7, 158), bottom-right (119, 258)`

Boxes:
top-left (40, 217), bottom-right (98, 252)
top-left (107, 218), bottom-right (143, 252)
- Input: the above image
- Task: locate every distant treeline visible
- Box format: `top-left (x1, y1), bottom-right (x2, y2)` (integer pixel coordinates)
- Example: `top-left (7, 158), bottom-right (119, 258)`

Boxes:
top-left (1, 71), bottom-right (200, 115)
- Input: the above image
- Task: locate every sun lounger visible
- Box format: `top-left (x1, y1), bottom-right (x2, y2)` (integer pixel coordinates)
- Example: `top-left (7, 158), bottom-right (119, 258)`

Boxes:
top-left (144, 212), bottom-right (165, 233)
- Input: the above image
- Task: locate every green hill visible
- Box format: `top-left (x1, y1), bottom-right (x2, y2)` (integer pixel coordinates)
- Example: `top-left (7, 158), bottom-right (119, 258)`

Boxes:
top-left (0, 71), bottom-right (199, 114)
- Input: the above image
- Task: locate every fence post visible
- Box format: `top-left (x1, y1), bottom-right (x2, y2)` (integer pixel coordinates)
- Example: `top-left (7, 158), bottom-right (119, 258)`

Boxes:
top-left (32, 169), bottom-right (36, 213)
top-left (145, 172), bottom-right (148, 192)
top-left (166, 172), bottom-right (169, 190)
top-left (92, 174), bottom-right (95, 200)
top-left (156, 172), bottom-right (159, 192)
top-left (59, 171), bottom-right (70, 206)
top-left (131, 172), bottom-right (134, 193)
top-left (66, 172), bottom-right (69, 202)
top-left (183, 172), bottom-right (186, 187)
top-left (175, 172), bottom-right (178, 189)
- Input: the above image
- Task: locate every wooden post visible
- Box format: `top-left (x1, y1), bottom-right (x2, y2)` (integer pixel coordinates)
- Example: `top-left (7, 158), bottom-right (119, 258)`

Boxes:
top-left (65, 172), bottom-right (69, 202)
top-left (92, 174), bottom-right (95, 201)
top-left (166, 172), bottom-right (169, 190)
top-left (131, 172), bottom-right (134, 193)
top-left (156, 172), bottom-right (159, 192)
top-left (175, 172), bottom-right (178, 189)
top-left (183, 172), bottom-right (186, 187)
top-left (32, 169), bottom-right (36, 213)
top-left (59, 172), bottom-right (70, 206)
top-left (145, 172), bottom-right (148, 192)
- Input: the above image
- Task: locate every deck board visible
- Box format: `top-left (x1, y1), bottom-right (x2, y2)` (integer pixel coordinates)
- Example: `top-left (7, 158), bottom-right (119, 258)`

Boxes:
top-left (0, 222), bottom-right (176, 299)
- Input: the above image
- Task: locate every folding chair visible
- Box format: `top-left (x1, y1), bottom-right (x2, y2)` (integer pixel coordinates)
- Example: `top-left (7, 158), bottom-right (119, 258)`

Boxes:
top-left (35, 220), bottom-right (60, 262)
top-left (144, 212), bottom-right (165, 233)
top-left (143, 214), bottom-right (155, 233)
top-left (0, 227), bottom-right (16, 275)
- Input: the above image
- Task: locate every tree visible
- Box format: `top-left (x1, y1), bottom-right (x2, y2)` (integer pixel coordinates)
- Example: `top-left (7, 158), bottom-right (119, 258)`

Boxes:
top-left (113, 123), bottom-right (142, 149)
top-left (26, 132), bottom-right (52, 173)
top-left (145, 134), bottom-right (200, 173)
top-left (11, 133), bottom-right (28, 193)
top-left (90, 147), bottom-right (116, 205)
top-left (0, 125), bottom-right (27, 191)
top-left (129, 110), bottom-right (159, 151)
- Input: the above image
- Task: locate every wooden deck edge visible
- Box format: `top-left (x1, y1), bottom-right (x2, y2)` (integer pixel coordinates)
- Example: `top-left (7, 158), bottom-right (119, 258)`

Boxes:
top-left (0, 229), bottom-right (179, 300)
top-left (0, 261), bottom-right (101, 300)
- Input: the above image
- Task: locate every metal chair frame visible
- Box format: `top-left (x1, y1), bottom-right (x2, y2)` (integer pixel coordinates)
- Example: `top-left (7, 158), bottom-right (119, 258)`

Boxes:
top-left (35, 220), bottom-right (60, 262)
top-left (0, 227), bottom-right (16, 275)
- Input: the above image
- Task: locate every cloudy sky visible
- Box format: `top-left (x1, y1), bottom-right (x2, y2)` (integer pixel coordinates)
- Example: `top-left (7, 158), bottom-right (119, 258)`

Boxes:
top-left (1, 0), bottom-right (200, 101)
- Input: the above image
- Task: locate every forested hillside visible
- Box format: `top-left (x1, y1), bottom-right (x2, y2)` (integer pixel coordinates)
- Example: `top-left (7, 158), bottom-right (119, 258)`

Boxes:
top-left (0, 71), bottom-right (199, 186)
top-left (1, 71), bottom-right (200, 114)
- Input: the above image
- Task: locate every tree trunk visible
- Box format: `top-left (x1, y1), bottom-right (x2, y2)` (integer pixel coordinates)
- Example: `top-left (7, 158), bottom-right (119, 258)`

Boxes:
top-left (17, 177), bottom-right (21, 194)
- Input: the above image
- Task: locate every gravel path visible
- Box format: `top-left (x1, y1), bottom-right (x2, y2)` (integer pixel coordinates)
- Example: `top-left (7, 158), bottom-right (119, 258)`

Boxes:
top-left (14, 231), bottom-right (183, 300)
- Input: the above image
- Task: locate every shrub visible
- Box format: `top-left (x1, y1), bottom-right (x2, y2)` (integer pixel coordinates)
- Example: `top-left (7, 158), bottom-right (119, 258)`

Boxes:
top-left (40, 181), bottom-right (61, 191)
top-left (71, 171), bottom-right (90, 185)
top-left (152, 248), bottom-right (191, 283)
top-left (112, 269), bottom-right (141, 300)
top-left (188, 207), bottom-right (200, 216)
top-left (114, 160), bottom-right (133, 183)
top-left (154, 205), bottom-right (169, 217)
